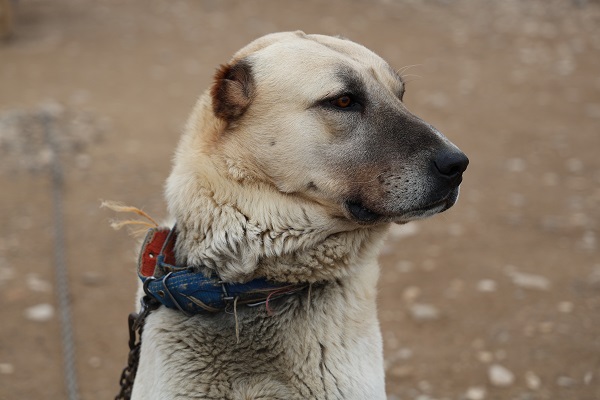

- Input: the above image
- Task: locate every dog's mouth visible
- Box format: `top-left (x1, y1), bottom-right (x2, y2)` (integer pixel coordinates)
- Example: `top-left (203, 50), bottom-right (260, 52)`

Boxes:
top-left (345, 200), bottom-right (382, 223)
top-left (344, 188), bottom-right (459, 225)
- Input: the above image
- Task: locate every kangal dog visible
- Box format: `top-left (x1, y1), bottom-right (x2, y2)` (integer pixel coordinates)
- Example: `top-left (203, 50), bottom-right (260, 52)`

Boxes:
top-left (129, 31), bottom-right (468, 399)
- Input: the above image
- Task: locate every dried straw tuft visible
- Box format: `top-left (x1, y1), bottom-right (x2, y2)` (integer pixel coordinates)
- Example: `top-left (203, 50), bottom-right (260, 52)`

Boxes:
top-left (101, 200), bottom-right (159, 237)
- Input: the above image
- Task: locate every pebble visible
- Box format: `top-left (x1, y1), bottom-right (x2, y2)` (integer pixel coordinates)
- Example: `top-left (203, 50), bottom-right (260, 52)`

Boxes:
top-left (525, 370), bottom-right (541, 390)
top-left (465, 386), bottom-right (487, 400)
top-left (538, 321), bottom-right (554, 334)
top-left (417, 380), bottom-right (432, 393)
top-left (397, 348), bottom-right (413, 360)
top-left (542, 172), bottom-right (559, 186)
top-left (580, 230), bottom-right (596, 251)
top-left (403, 286), bottom-right (421, 303)
top-left (415, 395), bottom-right (433, 400)
top-left (489, 364), bottom-right (515, 387)
top-left (26, 273), bottom-right (52, 293)
top-left (24, 303), bottom-right (55, 322)
top-left (557, 376), bottom-right (576, 387)
top-left (409, 303), bottom-right (440, 321)
top-left (565, 158), bottom-right (584, 173)
top-left (477, 351), bottom-right (494, 363)
top-left (476, 279), bottom-right (497, 292)
top-left (583, 371), bottom-right (593, 385)
top-left (88, 356), bottom-right (102, 368)
top-left (506, 268), bottom-right (551, 291)
top-left (0, 363), bottom-right (15, 374)
top-left (395, 260), bottom-right (414, 273)
top-left (81, 271), bottom-right (105, 286)
top-left (506, 158), bottom-right (526, 172)
top-left (389, 365), bottom-right (414, 379)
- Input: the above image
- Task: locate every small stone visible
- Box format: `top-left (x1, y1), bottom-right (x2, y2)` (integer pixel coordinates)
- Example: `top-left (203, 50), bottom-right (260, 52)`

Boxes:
top-left (477, 279), bottom-right (497, 292)
top-left (557, 376), bottom-right (576, 387)
top-left (489, 364), bottom-right (515, 387)
top-left (506, 158), bottom-right (526, 172)
top-left (477, 351), bottom-right (494, 364)
top-left (409, 303), bottom-right (440, 321)
top-left (26, 273), bottom-right (52, 293)
top-left (525, 371), bottom-right (541, 390)
top-left (397, 348), bottom-right (413, 360)
top-left (81, 271), bottom-right (105, 286)
top-left (24, 303), bottom-right (55, 322)
top-left (415, 395), bottom-right (432, 400)
top-left (403, 286), bottom-right (421, 303)
top-left (395, 260), bottom-right (414, 273)
top-left (0, 363), bottom-right (15, 374)
top-left (389, 365), bottom-right (414, 379)
top-left (417, 380), bottom-right (432, 393)
top-left (566, 158), bottom-right (584, 173)
top-left (539, 321), bottom-right (554, 334)
top-left (580, 231), bottom-right (596, 251)
top-left (88, 356), bottom-right (102, 368)
top-left (507, 270), bottom-right (551, 291)
top-left (542, 172), bottom-right (559, 186)
top-left (465, 386), bottom-right (487, 400)
top-left (39, 100), bottom-right (65, 118)
top-left (583, 371), bottom-right (593, 385)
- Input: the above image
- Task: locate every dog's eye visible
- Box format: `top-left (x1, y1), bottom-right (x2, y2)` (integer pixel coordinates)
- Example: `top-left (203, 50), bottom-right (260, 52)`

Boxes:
top-left (332, 95), bottom-right (353, 109)
top-left (321, 94), bottom-right (362, 112)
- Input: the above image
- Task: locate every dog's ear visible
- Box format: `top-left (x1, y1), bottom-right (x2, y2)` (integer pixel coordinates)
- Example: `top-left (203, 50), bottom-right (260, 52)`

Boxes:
top-left (211, 59), bottom-right (255, 122)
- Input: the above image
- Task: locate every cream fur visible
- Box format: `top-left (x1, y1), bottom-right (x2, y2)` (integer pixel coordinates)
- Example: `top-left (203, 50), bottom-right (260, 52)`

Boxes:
top-left (131, 31), bottom-right (465, 400)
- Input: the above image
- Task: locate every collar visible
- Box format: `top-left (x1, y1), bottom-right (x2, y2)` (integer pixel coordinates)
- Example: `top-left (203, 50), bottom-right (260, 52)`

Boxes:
top-left (137, 226), bottom-right (306, 315)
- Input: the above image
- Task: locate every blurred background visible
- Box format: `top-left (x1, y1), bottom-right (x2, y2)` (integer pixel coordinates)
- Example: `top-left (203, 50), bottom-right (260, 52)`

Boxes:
top-left (1, 0), bottom-right (599, 399)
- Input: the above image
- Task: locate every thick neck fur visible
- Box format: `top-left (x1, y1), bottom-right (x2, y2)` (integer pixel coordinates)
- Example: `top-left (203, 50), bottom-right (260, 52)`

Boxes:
top-left (165, 94), bottom-right (389, 284)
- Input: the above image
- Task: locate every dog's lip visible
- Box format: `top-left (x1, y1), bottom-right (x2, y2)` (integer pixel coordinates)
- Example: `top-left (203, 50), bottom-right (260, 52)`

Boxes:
top-left (344, 191), bottom-right (457, 224)
top-left (345, 200), bottom-right (382, 223)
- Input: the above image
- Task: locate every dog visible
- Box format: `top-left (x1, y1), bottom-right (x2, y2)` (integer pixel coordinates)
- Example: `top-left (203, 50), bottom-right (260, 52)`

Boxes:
top-left (130, 31), bottom-right (468, 400)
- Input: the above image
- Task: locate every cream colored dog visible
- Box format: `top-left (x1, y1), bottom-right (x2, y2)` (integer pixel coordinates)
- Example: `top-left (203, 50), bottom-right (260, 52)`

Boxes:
top-left (132, 31), bottom-right (468, 400)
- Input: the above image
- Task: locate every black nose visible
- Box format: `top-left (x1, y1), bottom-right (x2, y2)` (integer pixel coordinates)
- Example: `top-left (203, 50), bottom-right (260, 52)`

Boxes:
top-left (434, 149), bottom-right (469, 181)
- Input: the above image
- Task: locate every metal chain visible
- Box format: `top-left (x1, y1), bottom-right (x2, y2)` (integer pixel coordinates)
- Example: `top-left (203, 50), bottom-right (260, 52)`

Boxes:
top-left (115, 296), bottom-right (160, 400)
top-left (42, 112), bottom-right (80, 400)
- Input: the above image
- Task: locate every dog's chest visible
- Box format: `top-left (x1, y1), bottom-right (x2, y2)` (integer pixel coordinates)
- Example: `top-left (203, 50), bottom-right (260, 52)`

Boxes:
top-left (133, 296), bottom-right (386, 400)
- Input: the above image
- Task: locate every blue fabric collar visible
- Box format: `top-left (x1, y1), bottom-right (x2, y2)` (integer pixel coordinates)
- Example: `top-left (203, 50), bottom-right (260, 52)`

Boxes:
top-left (137, 227), bottom-right (306, 316)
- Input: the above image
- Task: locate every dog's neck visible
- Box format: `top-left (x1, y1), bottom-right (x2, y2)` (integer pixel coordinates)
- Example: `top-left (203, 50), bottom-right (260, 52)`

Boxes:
top-left (167, 173), bottom-right (388, 283)
top-left (165, 96), bottom-right (388, 283)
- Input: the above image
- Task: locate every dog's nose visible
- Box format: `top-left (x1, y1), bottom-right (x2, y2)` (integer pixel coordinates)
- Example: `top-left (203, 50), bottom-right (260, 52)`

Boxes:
top-left (433, 149), bottom-right (469, 181)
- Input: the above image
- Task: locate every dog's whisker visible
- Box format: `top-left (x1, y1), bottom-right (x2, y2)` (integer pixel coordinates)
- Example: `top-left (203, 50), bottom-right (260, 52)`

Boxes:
top-left (399, 74), bottom-right (422, 81)
top-left (396, 64), bottom-right (423, 76)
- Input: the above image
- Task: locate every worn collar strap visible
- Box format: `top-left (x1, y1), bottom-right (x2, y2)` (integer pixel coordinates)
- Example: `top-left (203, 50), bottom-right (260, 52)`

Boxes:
top-left (137, 227), bottom-right (305, 315)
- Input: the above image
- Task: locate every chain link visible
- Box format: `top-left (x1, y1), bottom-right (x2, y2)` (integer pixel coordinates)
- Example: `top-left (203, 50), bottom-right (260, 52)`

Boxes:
top-left (115, 296), bottom-right (160, 400)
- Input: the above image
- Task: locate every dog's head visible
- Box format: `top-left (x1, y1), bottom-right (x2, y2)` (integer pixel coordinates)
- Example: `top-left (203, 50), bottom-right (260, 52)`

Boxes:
top-left (206, 31), bottom-right (468, 226)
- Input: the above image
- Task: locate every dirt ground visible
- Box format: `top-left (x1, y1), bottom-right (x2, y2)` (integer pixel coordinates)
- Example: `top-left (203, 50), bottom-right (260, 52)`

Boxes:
top-left (0, 0), bottom-right (599, 399)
